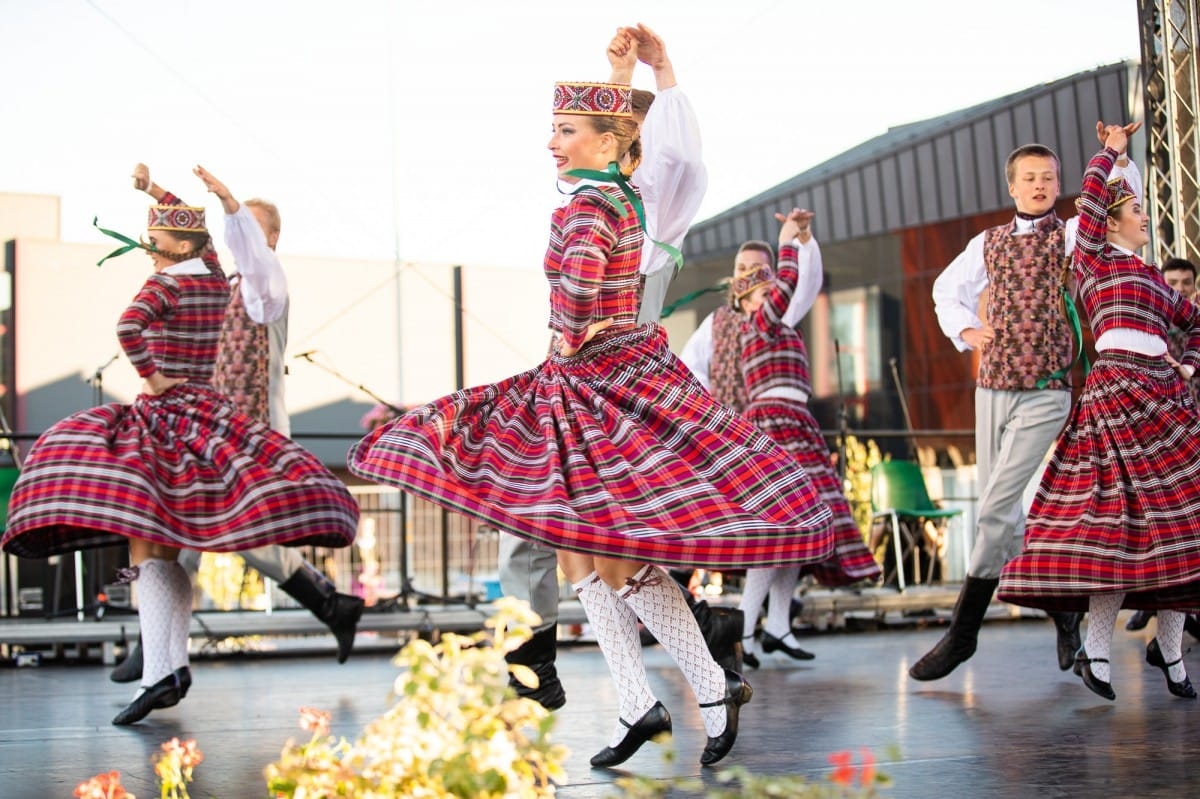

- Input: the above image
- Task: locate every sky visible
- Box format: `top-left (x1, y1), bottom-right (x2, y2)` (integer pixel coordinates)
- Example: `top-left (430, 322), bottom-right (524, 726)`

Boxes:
top-left (2, 0), bottom-right (1144, 271)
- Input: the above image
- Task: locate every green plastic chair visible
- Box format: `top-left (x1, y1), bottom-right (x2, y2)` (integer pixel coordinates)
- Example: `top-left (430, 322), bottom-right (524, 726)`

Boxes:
top-left (869, 460), bottom-right (964, 592)
top-left (0, 464), bottom-right (18, 532)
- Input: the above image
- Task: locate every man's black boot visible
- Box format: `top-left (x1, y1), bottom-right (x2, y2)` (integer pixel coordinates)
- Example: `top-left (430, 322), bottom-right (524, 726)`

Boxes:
top-left (278, 563), bottom-right (365, 664)
top-left (1048, 611), bottom-right (1082, 671)
top-left (692, 599), bottom-right (744, 673)
top-left (506, 625), bottom-right (566, 710)
top-left (909, 576), bottom-right (998, 681)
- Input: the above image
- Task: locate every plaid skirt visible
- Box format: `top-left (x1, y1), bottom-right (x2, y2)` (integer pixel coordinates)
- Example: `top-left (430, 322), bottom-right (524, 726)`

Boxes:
top-left (348, 325), bottom-right (834, 569)
top-left (746, 399), bottom-right (881, 586)
top-left (1, 383), bottom-right (359, 558)
top-left (998, 350), bottom-right (1200, 612)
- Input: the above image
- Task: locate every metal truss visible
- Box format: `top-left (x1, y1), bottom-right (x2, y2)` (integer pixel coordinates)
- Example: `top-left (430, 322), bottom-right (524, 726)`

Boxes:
top-left (1138, 0), bottom-right (1200, 263)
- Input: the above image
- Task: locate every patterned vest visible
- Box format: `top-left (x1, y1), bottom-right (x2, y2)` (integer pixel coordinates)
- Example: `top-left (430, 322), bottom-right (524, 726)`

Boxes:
top-left (978, 217), bottom-right (1073, 391)
top-left (213, 276), bottom-right (271, 424)
top-left (710, 306), bottom-right (750, 414)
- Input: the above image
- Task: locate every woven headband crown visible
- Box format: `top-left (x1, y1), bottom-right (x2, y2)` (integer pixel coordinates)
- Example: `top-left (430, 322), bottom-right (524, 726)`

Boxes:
top-left (1105, 177), bottom-right (1136, 212)
top-left (553, 81), bottom-right (632, 117)
top-left (732, 265), bottom-right (775, 300)
top-left (147, 204), bottom-right (207, 233)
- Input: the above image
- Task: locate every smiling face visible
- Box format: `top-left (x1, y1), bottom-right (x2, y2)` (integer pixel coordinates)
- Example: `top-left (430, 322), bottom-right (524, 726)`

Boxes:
top-left (144, 229), bottom-right (193, 271)
top-left (1106, 199), bottom-right (1150, 251)
top-left (548, 114), bottom-right (612, 181)
top-left (1007, 154), bottom-right (1061, 216)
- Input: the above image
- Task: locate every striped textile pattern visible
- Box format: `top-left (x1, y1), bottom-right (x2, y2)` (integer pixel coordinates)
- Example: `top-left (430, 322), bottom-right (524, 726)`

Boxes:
top-left (746, 400), bottom-right (879, 585)
top-left (998, 351), bottom-right (1200, 612)
top-left (1, 383), bottom-right (359, 558)
top-left (740, 249), bottom-right (813, 398)
top-left (350, 325), bottom-right (833, 568)
top-left (117, 272), bottom-right (227, 380)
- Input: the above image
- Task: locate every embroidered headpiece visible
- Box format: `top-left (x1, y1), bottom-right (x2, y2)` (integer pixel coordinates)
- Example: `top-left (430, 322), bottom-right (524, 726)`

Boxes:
top-left (147, 204), bottom-right (207, 233)
top-left (732, 265), bottom-right (775, 301)
top-left (1106, 177), bottom-right (1136, 212)
top-left (553, 81), bottom-right (632, 117)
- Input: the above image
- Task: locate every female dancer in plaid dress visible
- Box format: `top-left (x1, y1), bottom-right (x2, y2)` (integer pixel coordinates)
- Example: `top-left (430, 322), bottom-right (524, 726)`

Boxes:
top-left (1, 204), bottom-right (359, 724)
top-left (350, 81), bottom-right (835, 767)
top-left (998, 124), bottom-right (1200, 701)
top-left (682, 214), bottom-right (880, 669)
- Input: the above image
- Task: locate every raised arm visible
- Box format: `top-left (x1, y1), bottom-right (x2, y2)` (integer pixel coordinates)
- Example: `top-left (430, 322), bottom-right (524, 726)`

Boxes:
top-left (133, 163), bottom-right (222, 273)
top-left (194, 165), bottom-right (288, 324)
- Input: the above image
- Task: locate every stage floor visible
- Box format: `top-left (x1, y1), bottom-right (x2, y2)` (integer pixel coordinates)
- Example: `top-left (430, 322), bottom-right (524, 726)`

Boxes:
top-left (1, 610), bottom-right (1196, 798)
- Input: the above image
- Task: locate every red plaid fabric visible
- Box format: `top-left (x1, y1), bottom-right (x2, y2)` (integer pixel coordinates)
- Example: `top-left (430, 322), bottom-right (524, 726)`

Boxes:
top-left (117, 272), bottom-right (227, 379)
top-left (350, 325), bottom-right (834, 569)
top-left (998, 351), bottom-right (1200, 612)
top-left (746, 400), bottom-right (879, 585)
top-left (742, 246), bottom-right (813, 397)
top-left (1076, 148), bottom-right (1200, 367)
top-left (977, 217), bottom-right (1073, 391)
top-left (545, 187), bottom-right (641, 351)
top-left (1, 272), bottom-right (358, 558)
top-left (2, 384), bottom-right (359, 558)
top-left (349, 189), bottom-right (834, 569)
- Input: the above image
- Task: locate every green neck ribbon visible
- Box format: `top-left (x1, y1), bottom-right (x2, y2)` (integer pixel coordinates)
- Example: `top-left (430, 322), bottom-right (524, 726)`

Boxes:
top-left (93, 217), bottom-right (152, 267)
top-left (564, 163), bottom-right (685, 274)
top-left (1036, 287), bottom-right (1091, 389)
top-left (660, 281), bottom-right (730, 319)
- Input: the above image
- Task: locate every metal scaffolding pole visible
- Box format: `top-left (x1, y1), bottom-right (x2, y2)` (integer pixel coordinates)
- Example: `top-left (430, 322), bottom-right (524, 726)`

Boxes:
top-left (1138, 0), bottom-right (1200, 263)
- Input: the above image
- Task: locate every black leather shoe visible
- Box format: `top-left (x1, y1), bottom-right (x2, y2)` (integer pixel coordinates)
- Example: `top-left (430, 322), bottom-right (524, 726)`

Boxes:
top-left (175, 666), bottom-right (192, 699)
top-left (1125, 609), bottom-right (1154, 631)
top-left (1073, 648), bottom-right (1115, 701)
top-left (589, 701), bottom-right (672, 768)
top-left (110, 637), bottom-right (143, 684)
top-left (112, 672), bottom-right (183, 725)
top-left (700, 669), bottom-right (753, 767)
top-left (1186, 614), bottom-right (1200, 640)
top-left (1049, 612), bottom-right (1082, 672)
top-left (760, 631), bottom-right (815, 661)
top-left (741, 636), bottom-right (760, 670)
top-left (1145, 638), bottom-right (1197, 699)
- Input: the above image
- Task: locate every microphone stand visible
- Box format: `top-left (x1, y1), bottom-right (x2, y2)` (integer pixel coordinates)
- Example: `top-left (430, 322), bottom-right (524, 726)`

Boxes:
top-left (293, 352), bottom-right (406, 416)
top-left (833, 339), bottom-right (852, 481)
top-left (86, 354), bottom-right (120, 406)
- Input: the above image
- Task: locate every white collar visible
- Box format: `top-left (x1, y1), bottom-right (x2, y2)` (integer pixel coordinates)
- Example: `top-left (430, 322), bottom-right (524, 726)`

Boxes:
top-left (160, 257), bottom-right (210, 276)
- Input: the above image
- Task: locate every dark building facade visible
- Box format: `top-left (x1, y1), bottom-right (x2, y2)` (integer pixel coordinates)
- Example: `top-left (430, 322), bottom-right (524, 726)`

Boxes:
top-left (668, 61), bottom-right (1139, 464)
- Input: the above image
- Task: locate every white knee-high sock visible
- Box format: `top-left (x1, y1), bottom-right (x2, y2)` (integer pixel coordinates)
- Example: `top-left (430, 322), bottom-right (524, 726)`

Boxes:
top-left (764, 567), bottom-right (801, 644)
top-left (1157, 610), bottom-right (1188, 682)
top-left (573, 572), bottom-right (657, 747)
top-left (738, 568), bottom-right (773, 656)
top-left (1084, 593), bottom-right (1125, 682)
top-left (162, 560), bottom-right (192, 672)
top-left (619, 565), bottom-right (727, 737)
top-left (132, 559), bottom-right (177, 691)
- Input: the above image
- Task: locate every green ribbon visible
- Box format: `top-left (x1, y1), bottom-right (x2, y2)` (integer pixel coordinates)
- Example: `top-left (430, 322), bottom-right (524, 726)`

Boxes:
top-left (660, 281), bottom-right (730, 319)
top-left (93, 217), bottom-right (152, 267)
top-left (1036, 286), bottom-right (1091, 389)
top-left (565, 163), bottom-right (685, 274)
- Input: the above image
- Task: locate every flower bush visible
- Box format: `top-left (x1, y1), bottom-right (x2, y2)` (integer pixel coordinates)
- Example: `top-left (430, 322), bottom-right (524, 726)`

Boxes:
top-left (264, 596), bottom-right (567, 798)
top-left (74, 598), bottom-right (893, 798)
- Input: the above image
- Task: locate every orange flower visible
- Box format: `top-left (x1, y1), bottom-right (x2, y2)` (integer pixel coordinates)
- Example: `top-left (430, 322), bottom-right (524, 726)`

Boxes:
top-left (160, 737), bottom-right (205, 769)
top-left (74, 771), bottom-right (132, 799)
top-left (299, 706), bottom-right (332, 737)
top-left (859, 747), bottom-right (876, 786)
top-left (828, 750), bottom-right (855, 786)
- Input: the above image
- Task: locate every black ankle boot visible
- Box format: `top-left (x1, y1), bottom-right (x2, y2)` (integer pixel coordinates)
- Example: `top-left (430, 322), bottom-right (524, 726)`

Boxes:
top-left (1048, 611), bottom-right (1083, 671)
top-left (692, 600), bottom-right (745, 672)
top-left (112, 671), bottom-right (183, 726)
top-left (110, 636), bottom-right (144, 684)
top-left (909, 576), bottom-right (998, 681)
top-left (1146, 638), bottom-right (1197, 699)
top-left (279, 564), bottom-right (365, 663)
top-left (699, 669), bottom-right (753, 767)
top-left (505, 626), bottom-right (566, 711)
top-left (589, 701), bottom-right (672, 768)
